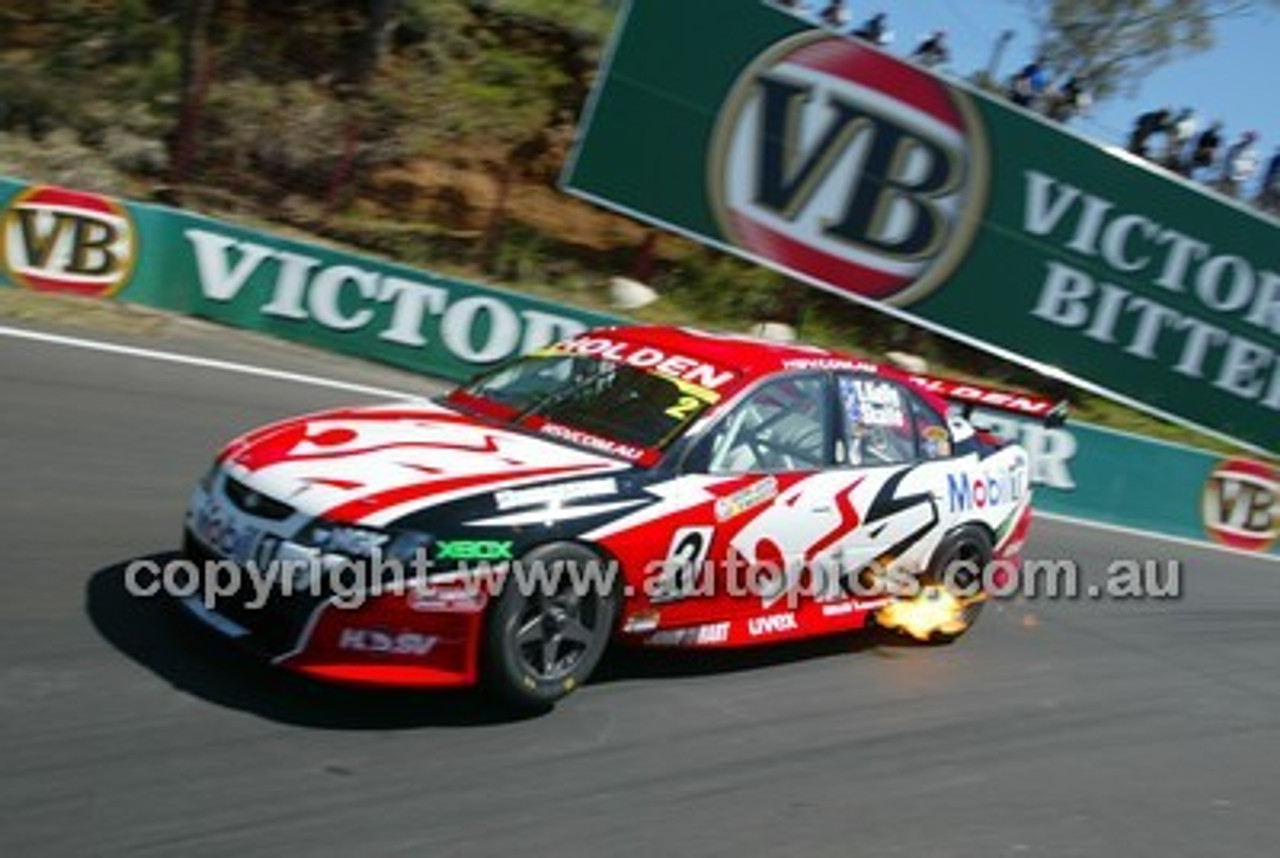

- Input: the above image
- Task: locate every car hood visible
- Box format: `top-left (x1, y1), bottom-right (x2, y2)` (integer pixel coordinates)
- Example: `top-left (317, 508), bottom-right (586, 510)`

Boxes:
top-left (217, 400), bottom-right (632, 526)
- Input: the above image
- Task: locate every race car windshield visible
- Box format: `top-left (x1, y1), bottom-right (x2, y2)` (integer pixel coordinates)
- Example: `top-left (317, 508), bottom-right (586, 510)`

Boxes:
top-left (449, 354), bottom-right (718, 453)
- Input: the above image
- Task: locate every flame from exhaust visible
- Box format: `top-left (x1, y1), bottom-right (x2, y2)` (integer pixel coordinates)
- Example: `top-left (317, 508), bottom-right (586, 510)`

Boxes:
top-left (876, 585), bottom-right (973, 642)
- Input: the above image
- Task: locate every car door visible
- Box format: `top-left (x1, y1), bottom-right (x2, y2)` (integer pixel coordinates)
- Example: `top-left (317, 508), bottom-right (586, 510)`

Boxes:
top-left (617, 373), bottom-right (838, 624)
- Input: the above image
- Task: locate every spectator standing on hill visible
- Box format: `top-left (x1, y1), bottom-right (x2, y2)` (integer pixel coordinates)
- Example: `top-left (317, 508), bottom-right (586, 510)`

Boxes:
top-left (911, 30), bottom-right (950, 69)
top-left (819, 0), bottom-right (851, 30)
top-left (853, 12), bottom-right (893, 46)
top-left (1164, 107), bottom-right (1198, 173)
top-left (1218, 131), bottom-right (1261, 198)
top-left (1128, 107), bottom-right (1172, 159)
top-left (1008, 58), bottom-right (1049, 109)
top-left (1044, 76), bottom-right (1091, 124)
top-left (1188, 121), bottom-right (1224, 179)
top-left (1256, 146), bottom-right (1280, 215)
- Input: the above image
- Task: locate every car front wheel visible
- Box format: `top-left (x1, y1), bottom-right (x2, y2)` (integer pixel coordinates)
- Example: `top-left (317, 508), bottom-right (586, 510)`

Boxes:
top-left (481, 542), bottom-right (618, 710)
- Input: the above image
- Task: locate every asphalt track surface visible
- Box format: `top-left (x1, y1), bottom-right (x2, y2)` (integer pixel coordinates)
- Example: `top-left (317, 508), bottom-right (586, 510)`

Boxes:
top-left (3, 321), bottom-right (1279, 857)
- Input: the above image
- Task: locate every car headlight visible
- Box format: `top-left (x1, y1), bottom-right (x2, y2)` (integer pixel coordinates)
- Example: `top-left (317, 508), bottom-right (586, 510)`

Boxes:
top-left (293, 522), bottom-right (432, 564)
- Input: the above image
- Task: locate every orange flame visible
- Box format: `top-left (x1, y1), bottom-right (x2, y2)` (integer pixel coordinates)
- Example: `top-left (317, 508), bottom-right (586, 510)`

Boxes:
top-left (876, 585), bottom-right (974, 642)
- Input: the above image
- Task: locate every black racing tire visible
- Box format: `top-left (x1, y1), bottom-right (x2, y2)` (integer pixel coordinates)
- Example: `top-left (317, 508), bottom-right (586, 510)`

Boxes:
top-left (876, 525), bottom-right (992, 645)
top-left (481, 542), bottom-right (619, 710)
top-left (920, 524), bottom-right (992, 644)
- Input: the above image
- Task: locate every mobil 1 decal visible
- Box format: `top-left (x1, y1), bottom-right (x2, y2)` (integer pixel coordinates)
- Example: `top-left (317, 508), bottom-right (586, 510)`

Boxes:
top-left (709, 32), bottom-right (989, 307)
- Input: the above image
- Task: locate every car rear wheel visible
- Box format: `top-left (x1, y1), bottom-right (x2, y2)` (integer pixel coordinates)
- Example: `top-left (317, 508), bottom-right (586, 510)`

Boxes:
top-left (481, 542), bottom-right (618, 710)
top-left (877, 525), bottom-right (992, 644)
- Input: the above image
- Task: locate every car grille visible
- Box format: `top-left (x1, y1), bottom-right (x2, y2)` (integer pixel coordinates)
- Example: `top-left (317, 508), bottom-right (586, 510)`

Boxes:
top-left (183, 531), bottom-right (325, 658)
top-left (224, 476), bottom-right (294, 521)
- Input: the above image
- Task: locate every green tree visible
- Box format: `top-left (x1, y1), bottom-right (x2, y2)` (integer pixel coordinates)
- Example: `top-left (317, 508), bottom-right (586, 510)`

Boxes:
top-left (1023, 0), bottom-right (1280, 100)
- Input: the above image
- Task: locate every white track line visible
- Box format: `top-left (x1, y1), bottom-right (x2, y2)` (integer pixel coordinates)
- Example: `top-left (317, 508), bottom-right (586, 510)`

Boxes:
top-left (1037, 511), bottom-right (1280, 565)
top-left (3, 323), bottom-right (1277, 564)
top-left (0, 324), bottom-right (420, 400)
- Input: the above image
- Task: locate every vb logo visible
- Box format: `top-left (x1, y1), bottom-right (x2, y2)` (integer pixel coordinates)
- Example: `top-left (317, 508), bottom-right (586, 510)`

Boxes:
top-left (710, 34), bottom-right (988, 306)
top-left (1203, 458), bottom-right (1278, 553)
top-left (2, 185), bottom-right (137, 296)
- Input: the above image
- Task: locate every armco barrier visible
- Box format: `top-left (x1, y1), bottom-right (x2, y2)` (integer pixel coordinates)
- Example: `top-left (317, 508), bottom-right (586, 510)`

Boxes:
top-left (1, 176), bottom-right (1274, 558)
top-left (982, 412), bottom-right (1278, 558)
top-left (0, 177), bottom-right (624, 383)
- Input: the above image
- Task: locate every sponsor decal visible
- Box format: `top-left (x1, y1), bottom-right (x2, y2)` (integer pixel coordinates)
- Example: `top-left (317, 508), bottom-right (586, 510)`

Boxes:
top-left (709, 32), bottom-right (989, 307)
top-left (551, 335), bottom-right (735, 391)
top-left (406, 582), bottom-right (488, 614)
top-left (621, 611), bottom-right (661, 634)
top-left (747, 611), bottom-right (798, 637)
top-left (921, 425), bottom-right (951, 459)
top-left (821, 598), bottom-right (890, 617)
top-left (976, 412), bottom-right (1078, 491)
top-left (2, 185), bottom-right (137, 296)
top-left (909, 376), bottom-right (1061, 420)
top-left (436, 540), bottom-right (514, 561)
top-left (947, 465), bottom-right (1027, 513)
top-left (1202, 458), bottom-right (1278, 552)
top-left (494, 477), bottom-right (619, 510)
top-left (647, 622), bottom-right (730, 646)
top-left (715, 476), bottom-right (779, 522)
top-left (538, 422), bottom-right (646, 461)
top-left (338, 627), bottom-right (437, 656)
top-left (850, 379), bottom-right (905, 427)
top-left (782, 357), bottom-right (878, 373)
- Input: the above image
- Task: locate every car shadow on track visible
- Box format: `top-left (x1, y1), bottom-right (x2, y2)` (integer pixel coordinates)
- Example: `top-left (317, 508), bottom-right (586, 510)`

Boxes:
top-left (85, 553), bottom-right (543, 729)
top-left (87, 553), bottom-right (925, 727)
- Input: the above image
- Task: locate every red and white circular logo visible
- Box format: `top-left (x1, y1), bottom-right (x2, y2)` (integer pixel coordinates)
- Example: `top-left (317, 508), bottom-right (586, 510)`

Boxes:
top-left (710, 33), bottom-right (988, 307)
top-left (1202, 457), bottom-right (1278, 553)
top-left (2, 185), bottom-right (137, 297)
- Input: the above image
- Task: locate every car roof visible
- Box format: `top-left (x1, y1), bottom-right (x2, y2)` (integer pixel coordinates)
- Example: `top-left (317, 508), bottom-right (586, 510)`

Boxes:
top-left (576, 324), bottom-right (951, 416)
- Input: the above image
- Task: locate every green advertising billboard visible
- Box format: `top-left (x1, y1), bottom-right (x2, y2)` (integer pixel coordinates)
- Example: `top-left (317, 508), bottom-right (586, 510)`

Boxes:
top-left (982, 412), bottom-right (1278, 558)
top-left (0, 178), bottom-right (622, 383)
top-left (563, 0), bottom-right (1280, 455)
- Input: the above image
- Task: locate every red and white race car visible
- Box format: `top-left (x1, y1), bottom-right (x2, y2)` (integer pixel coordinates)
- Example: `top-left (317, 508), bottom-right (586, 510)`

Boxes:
top-left (180, 325), bottom-right (1060, 707)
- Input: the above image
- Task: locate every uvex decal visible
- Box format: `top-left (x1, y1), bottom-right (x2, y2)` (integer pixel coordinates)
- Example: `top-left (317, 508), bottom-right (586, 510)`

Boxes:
top-left (747, 612), bottom-right (798, 637)
top-left (709, 33), bottom-right (988, 306)
top-left (1, 186), bottom-right (137, 296)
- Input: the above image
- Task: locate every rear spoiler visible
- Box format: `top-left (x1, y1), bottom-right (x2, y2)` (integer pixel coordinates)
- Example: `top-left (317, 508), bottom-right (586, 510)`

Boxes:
top-left (906, 374), bottom-right (1069, 428)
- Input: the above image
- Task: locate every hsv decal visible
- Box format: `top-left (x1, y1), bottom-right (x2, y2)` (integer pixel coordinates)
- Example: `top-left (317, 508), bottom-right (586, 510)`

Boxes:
top-left (710, 33), bottom-right (988, 306)
top-left (338, 628), bottom-right (437, 656)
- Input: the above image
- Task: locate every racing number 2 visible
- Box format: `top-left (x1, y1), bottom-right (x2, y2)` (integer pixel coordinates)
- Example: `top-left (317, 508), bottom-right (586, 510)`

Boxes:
top-left (652, 526), bottom-right (713, 602)
top-left (665, 396), bottom-right (701, 420)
